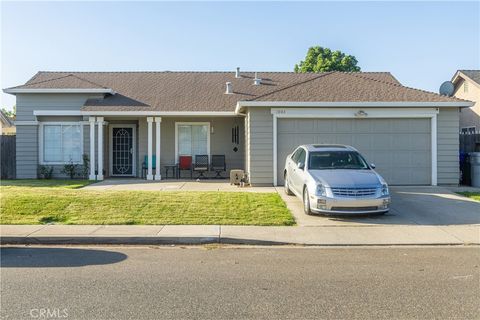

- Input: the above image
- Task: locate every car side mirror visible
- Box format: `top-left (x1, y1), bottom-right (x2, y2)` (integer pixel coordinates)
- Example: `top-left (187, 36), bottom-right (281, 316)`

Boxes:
top-left (370, 163), bottom-right (376, 169)
top-left (297, 162), bottom-right (305, 170)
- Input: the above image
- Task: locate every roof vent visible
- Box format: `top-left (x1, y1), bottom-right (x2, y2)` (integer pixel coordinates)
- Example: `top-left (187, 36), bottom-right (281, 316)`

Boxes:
top-left (253, 72), bottom-right (261, 85)
top-left (225, 82), bottom-right (233, 94)
top-left (235, 67), bottom-right (241, 78)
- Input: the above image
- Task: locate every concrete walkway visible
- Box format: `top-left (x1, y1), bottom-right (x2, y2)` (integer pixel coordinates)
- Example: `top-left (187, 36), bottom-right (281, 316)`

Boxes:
top-left (1, 224), bottom-right (478, 246)
top-left (83, 179), bottom-right (276, 193)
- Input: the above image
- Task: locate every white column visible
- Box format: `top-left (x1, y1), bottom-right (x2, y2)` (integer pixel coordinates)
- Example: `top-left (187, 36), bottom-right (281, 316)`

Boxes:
top-left (147, 117), bottom-right (154, 180)
top-left (89, 117), bottom-right (96, 180)
top-left (97, 117), bottom-right (104, 180)
top-left (431, 114), bottom-right (438, 186)
top-left (154, 117), bottom-right (162, 180)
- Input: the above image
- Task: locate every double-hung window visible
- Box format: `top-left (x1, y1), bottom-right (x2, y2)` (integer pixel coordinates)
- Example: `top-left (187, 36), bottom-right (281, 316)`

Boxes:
top-left (176, 123), bottom-right (209, 158)
top-left (41, 123), bottom-right (83, 164)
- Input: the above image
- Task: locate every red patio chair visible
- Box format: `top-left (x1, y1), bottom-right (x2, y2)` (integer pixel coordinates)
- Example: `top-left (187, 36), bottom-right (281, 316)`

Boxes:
top-left (178, 155), bottom-right (193, 179)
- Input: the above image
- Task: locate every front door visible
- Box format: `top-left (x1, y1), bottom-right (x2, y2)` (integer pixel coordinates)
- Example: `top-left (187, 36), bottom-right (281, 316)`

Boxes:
top-left (110, 125), bottom-right (136, 176)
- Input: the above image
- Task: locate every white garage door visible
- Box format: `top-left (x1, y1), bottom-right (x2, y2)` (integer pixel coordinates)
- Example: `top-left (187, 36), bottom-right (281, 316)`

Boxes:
top-left (277, 118), bottom-right (431, 185)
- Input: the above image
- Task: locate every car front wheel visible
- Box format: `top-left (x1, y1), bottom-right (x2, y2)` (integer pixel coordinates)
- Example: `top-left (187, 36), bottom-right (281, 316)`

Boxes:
top-left (303, 188), bottom-right (312, 215)
top-left (284, 173), bottom-right (293, 195)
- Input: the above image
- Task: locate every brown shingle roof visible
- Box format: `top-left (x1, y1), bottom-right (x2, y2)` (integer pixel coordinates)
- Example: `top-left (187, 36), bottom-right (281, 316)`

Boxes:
top-left (8, 71), bottom-right (468, 112)
top-left (9, 74), bottom-right (109, 89)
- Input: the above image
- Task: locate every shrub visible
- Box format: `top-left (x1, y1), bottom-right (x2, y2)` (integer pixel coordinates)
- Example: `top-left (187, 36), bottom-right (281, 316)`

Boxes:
top-left (82, 154), bottom-right (90, 178)
top-left (61, 160), bottom-right (79, 179)
top-left (38, 165), bottom-right (54, 179)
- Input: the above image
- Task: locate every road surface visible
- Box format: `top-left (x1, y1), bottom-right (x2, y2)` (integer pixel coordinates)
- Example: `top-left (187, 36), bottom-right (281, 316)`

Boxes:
top-left (1, 246), bottom-right (479, 319)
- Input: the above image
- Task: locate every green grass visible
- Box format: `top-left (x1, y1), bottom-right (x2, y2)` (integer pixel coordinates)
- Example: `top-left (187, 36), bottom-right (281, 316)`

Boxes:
top-left (457, 192), bottom-right (480, 202)
top-left (1, 179), bottom-right (94, 189)
top-left (0, 180), bottom-right (294, 226)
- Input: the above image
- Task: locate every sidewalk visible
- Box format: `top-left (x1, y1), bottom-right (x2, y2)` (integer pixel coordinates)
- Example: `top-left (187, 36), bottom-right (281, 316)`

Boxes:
top-left (1, 224), bottom-right (478, 246)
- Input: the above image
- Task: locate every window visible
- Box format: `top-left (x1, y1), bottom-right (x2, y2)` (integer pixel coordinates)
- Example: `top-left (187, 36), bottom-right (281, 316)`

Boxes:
top-left (296, 149), bottom-right (306, 168)
top-left (176, 123), bottom-right (209, 158)
top-left (464, 82), bottom-right (469, 93)
top-left (41, 123), bottom-right (82, 164)
top-left (308, 151), bottom-right (369, 170)
top-left (291, 148), bottom-right (303, 162)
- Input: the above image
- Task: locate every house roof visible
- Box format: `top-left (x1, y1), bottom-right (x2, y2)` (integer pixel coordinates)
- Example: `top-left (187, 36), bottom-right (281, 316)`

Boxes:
top-left (5, 71), bottom-right (470, 112)
top-left (452, 70), bottom-right (480, 87)
top-left (0, 110), bottom-right (14, 127)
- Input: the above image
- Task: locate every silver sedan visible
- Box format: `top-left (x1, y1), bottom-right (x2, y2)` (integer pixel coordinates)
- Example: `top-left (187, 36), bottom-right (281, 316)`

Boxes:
top-left (283, 144), bottom-right (391, 215)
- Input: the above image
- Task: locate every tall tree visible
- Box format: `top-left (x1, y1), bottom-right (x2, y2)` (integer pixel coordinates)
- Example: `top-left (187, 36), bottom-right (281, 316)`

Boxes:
top-left (1, 106), bottom-right (16, 118)
top-left (294, 46), bottom-right (361, 73)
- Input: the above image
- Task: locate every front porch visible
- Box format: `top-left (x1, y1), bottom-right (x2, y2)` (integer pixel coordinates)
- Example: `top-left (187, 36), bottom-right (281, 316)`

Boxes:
top-left (87, 115), bottom-right (245, 181)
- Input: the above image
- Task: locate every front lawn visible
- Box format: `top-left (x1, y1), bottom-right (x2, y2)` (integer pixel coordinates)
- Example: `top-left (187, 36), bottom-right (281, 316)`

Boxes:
top-left (0, 180), bottom-right (294, 226)
top-left (456, 192), bottom-right (480, 202)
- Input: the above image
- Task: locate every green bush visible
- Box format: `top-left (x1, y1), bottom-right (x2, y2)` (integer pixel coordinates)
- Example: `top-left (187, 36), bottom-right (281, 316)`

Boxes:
top-left (61, 161), bottom-right (79, 179)
top-left (38, 165), bottom-right (54, 179)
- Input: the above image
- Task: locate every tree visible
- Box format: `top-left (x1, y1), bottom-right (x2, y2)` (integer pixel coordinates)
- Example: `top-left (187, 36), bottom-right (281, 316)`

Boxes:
top-left (1, 105), bottom-right (16, 118)
top-left (294, 46), bottom-right (361, 73)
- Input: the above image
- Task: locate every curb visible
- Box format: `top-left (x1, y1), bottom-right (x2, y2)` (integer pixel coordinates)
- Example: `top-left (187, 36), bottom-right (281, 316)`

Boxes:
top-left (1, 236), bottom-right (476, 246)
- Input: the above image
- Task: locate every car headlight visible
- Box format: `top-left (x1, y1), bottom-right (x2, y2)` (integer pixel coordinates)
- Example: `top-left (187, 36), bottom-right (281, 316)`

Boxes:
top-left (316, 184), bottom-right (326, 197)
top-left (381, 184), bottom-right (389, 196)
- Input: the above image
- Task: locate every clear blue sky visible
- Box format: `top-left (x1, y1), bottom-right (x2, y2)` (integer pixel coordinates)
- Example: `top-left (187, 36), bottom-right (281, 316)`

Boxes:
top-left (1, 1), bottom-right (479, 109)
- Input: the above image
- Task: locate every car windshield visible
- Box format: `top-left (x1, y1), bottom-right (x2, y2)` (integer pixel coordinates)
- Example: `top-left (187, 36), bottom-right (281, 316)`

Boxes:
top-left (308, 151), bottom-right (369, 170)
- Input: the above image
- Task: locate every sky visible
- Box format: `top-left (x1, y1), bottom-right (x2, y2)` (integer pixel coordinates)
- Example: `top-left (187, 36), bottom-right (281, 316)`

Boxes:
top-left (1, 1), bottom-right (479, 110)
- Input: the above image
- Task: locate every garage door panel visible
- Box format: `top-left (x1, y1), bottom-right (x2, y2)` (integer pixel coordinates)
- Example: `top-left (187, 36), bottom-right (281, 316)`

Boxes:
top-left (352, 134), bottom-right (373, 150)
top-left (411, 135), bottom-right (430, 150)
top-left (277, 118), bottom-right (431, 186)
top-left (335, 120), bottom-right (354, 132)
top-left (355, 120), bottom-right (373, 133)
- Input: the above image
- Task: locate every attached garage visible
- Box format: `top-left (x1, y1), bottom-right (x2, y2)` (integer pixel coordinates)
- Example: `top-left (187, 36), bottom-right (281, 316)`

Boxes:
top-left (241, 105), bottom-right (463, 187)
top-left (235, 72), bottom-right (471, 187)
top-left (276, 117), bottom-right (431, 186)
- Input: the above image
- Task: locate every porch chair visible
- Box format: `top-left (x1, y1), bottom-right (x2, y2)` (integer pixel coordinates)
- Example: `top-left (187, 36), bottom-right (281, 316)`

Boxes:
top-left (141, 155), bottom-right (156, 179)
top-left (178, 155), bottom-right (193, 179)
top-left (193, 155), bottom-right (209, 179)
top-left (211, 155), bottom-right (226, 178)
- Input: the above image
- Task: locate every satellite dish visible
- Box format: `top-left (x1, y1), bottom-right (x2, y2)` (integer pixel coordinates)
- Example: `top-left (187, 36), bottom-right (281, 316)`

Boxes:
top-left (439, 81), bottom-right (455, 96)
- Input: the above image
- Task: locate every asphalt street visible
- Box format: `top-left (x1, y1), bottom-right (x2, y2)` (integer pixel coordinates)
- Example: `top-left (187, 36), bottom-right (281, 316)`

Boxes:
top-left (1, 246), bottom-right (479, 320)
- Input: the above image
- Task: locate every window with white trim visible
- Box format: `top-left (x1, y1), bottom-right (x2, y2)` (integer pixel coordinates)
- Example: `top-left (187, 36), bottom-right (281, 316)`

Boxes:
top-left (42, 124), bottom-right (82, 163)
top-left (177, 124), bottom-right (208, 157)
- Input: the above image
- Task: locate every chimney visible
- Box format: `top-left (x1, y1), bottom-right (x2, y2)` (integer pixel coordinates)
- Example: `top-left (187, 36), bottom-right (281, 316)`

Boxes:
top-left (225, 82), bottom-right (233, 94)
top-left (253, 72), bottom-right (261, 85)
top-left (235, 67), bottom-right (241, 78)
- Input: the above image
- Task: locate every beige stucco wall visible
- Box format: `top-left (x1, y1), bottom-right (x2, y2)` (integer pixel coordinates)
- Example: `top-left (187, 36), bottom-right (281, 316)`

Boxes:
top-left (454, 79), bottom-right (480, 130)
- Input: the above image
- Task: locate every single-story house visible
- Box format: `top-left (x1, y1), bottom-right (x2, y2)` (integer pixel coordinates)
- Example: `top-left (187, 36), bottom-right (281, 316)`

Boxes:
top-left (3, 69), bottom-right (473, 186)
top-left (451, 70), bottom-right (480, 133)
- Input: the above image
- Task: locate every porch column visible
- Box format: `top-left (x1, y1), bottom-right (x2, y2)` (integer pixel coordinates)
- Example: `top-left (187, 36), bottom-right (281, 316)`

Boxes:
top-left (97, 117), bottom-right (104, 180)
top-left (147, 117), bottom-right (154, 180)
top-left (154, 117), bottom-right (162, 180)
top-left (89, 117), bottom-right (96, 180)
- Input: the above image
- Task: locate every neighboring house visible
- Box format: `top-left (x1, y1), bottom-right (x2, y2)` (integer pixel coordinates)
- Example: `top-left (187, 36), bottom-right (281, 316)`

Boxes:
top-left (0, 110), bottom-right (15, 135)
top-left (451, 70), bottom-right (480, 132)
top-left (3, 70), bottom-right (473, 186)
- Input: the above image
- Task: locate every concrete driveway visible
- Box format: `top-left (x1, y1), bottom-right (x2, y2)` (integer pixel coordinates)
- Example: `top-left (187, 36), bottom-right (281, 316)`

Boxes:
top-left (277, 186), bottom-right (480, 227)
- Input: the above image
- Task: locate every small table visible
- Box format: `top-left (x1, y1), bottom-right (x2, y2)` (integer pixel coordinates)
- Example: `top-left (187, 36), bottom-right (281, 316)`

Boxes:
top-left (164, 164), bottom-right (178, 179)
